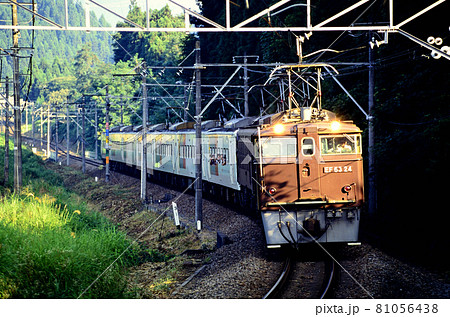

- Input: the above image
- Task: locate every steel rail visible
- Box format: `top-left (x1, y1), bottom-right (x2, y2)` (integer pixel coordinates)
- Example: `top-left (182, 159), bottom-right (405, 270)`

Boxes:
top-left (23, 136), bottom-right (103, 168)
top-left (64, 150), bottom-right (103, 168)
top-left (262, 255), bottom-right (293, 299)
top-left (319, 258), bottom-right (336, 299)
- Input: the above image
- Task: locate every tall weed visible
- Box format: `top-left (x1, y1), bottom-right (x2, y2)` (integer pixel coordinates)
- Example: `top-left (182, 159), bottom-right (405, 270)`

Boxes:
top-left (0, 138), bottom-right (139, 298)
top-left (0, 194), bottom-right (139, 298)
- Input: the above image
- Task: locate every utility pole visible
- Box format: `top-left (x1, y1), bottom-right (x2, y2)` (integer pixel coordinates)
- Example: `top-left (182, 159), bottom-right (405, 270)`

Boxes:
top-left (4, 76), bottom-right (9, 185)
top-left (66, 103), bottom-right (70, 166)
top-left (105, 87), bottom-right (110, 182)
top-left (194, 40), bottom-right (203, 232)
top-left (368, 33), bottom-right (376, 216)
top-left (12, 0), bottom-right (22, 192)
top-left (140, 72), bottom-right (148, 202)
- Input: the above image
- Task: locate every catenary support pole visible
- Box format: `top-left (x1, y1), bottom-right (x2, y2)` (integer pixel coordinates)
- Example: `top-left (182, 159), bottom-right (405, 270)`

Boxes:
top-left (1, 95), bottom-right (4, 135)
top-left (12, 0), bottom-right (22, 193)
top-left (47, 104), bottom-right (50, 158)
top-left (31, 102), bottom-right (35, 143)
top-left (95, 105), bottom-right (98, 159)
top-left (81, 101), bottom-right (85, 173)
top-left (40, 105), bottom-right (43, 149)
top-left (287, 69), bottom-right (292, 118)
top-left (194, 40), bottom-right (203, 232)
top-left (183, 86), bottom-right (188, 121)
top-left (120, 99), bottom-right (124, 126)
top-left (140, 73), bottom-right (148, 202)
top-left (243, 54), bottom-right (249, 116)
top-left (76, 107), bottom-right (79, 153)
top-left (66, 104), bottom-right (70, 165)
top-left (105, 87), bottom-right (110, 182)
top-left (55, 105), bottom-right (58, 163)
top-left (4, 77), bottom-right (9, 185)
top-left (25, 104), bottom-right (28, 133)
top-left (368, 34), bottom-right (376, 215)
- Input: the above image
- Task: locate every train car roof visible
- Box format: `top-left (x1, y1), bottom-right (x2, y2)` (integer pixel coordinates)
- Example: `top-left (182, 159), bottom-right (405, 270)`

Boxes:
top-left (106, 109), bottom-right (361, 136)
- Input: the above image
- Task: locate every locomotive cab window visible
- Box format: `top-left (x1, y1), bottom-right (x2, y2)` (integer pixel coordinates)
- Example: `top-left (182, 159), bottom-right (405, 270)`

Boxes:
top-left (259, 137), bottom-right (296, 158)
top-left (320, 134), bottom-right (361, 155)
top-left (302, 138), bottom-right (315, 156)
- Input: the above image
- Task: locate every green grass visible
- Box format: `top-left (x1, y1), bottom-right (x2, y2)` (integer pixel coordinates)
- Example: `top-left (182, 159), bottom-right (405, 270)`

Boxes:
top-left (0, 138), bottom-right (140, 298)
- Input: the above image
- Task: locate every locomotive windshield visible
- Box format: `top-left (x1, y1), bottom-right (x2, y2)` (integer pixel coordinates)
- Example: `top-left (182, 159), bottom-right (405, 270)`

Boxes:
top-left (259, 137), bottom-right (297, 158)
top-left (320, 134), bottom-right (361, 155)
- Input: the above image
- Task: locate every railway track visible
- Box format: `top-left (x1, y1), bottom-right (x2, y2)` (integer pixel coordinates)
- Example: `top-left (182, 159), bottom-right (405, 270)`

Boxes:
top-left (22, 136), bottom-right (104, 168)
top-left (263, 250), bottom-right (337, 299)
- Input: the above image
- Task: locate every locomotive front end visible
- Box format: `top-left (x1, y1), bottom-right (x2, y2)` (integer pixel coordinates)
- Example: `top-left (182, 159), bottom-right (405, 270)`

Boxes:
top-left (257, 116), bottom-right (364, 247)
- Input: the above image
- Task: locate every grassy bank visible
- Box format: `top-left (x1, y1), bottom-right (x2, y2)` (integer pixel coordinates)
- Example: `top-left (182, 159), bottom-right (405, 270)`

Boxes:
top-left (0, 138), bottom-right (139, 298)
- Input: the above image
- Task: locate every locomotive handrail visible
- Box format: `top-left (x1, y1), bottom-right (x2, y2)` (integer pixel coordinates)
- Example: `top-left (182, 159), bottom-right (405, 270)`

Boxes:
top-left (267, 201), bottom-right (327, 206)
top-left (266, 199), bottom-right (356, 206)
top-left (319, 158), bottom-right (362, 162)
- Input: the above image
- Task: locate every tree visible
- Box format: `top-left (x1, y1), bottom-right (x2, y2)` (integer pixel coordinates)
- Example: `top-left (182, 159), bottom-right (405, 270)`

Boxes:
top-left (73, 43), bottom-right (104, 96)
top-left (112, 2), bottom-right (186, 67)
top-left (46, 89), bottom-right (71, 106)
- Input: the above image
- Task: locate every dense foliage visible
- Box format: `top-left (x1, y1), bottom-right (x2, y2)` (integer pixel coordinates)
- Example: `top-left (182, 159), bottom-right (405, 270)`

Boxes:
top-left (112, 0), bottom-right (188, 124)
top-left (0, 0), bottom-right (113, 102)
top-left (113, 0), bottom-right (186, 66)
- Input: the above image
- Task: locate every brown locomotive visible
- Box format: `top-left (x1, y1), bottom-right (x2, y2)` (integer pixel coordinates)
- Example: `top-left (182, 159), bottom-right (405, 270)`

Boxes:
top-left (253, 108), bottom-right (363, 247)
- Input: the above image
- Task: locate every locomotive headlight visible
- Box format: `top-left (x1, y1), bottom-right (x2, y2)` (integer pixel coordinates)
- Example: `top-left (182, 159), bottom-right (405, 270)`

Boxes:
top-left (273, 123), bottom-right (284, 134)
top-left (330, 121), bottom-right (341, 131)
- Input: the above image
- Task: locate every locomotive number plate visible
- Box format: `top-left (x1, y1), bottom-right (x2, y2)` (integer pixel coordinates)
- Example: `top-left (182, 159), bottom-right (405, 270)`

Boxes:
top-left (323, 166), bottom-right (352, 173)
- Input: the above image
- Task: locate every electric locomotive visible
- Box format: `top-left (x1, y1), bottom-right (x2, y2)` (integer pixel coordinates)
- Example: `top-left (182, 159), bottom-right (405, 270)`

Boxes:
top-left (253, 108), bottom-right (363, 247)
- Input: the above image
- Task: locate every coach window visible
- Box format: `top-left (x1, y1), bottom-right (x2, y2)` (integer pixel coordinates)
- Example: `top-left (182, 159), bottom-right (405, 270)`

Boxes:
top-left (302, 138), bottom-right (315, 156)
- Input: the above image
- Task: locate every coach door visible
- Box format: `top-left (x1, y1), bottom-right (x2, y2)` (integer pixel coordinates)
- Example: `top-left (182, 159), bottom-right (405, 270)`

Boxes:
top-left (299, 131), bottom-right (321, 200)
